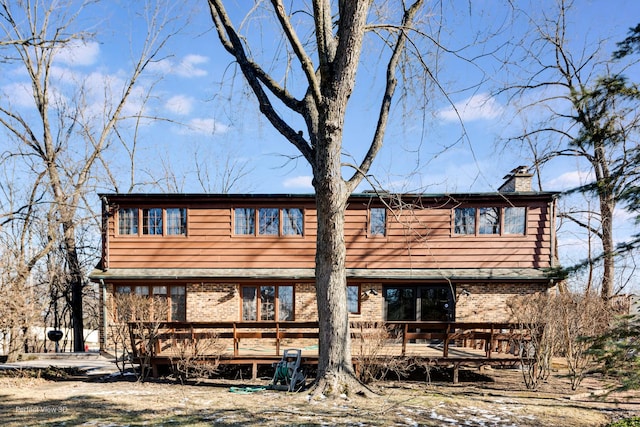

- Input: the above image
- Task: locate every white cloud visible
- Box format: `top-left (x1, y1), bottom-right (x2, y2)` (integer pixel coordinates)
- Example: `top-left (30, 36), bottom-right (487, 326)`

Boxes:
top-left (165, 95), bottom-right (194, 115)
top-left (2, 82), bottom-right (34, 108)
top-left (545, 170), bottom-right (595, 191)
top-left (177, 118), bottom-right (229, 135)
top-left (176, 54), bottom-right (208, 77)
top-left (283, 175), bottom-right (313, 189)
top-left (437, 93), bottom-right (503, 122)
top-left (55, 41), bottom-right (100, 66)
top-left (150, 54), bottom-right (208, 78)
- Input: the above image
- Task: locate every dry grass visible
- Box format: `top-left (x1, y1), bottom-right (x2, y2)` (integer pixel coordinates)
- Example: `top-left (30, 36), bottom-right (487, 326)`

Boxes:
top-left (0, 367), bottom-right (637, 426)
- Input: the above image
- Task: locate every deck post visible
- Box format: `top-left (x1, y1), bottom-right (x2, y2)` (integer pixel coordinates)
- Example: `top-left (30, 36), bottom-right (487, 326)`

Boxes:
top-left (487, 325), bottom-right (494, 359)
top-left (443, 324), bottom-right (451, 357)
top-left (401, 323), bottom-right (408, 356)
top-left (452, 362), bottom-right (460, 384)
top-left (233, 323), bottom-right (239, 357)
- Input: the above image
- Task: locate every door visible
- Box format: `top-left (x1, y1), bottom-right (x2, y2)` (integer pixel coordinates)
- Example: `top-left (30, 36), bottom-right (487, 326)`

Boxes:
top-left (418, 286), bottom-right (454, 321)
top-left (383, 285), bottom-right (454, 321)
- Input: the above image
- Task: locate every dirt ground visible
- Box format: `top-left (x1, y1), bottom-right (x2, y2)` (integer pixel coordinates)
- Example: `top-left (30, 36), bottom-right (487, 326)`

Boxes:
top-left (0, 366), bottom-right (638, 426)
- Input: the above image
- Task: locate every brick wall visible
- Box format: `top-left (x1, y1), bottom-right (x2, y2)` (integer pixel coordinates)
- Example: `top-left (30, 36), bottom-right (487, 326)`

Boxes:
top-left (101, 280), bottom-right (550, 352)
top-left (455, 282), bottom-right (549, 322)
top-left (294, 282), bottom-right (317, 321)
top-left (187, 282), bottom-right (238, 321)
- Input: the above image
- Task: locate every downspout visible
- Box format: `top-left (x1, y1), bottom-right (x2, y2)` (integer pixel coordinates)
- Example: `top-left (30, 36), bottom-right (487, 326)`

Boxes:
top-left (549, 197), bottom-right (557, 268)
top-left (549, 196), bottom-right (559, 294)
top-left (100, 279), bottom-right (107, 353)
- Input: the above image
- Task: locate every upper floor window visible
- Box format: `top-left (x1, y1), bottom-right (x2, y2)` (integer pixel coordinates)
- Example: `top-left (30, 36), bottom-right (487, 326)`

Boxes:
top-left (479, 207), bottom-right (500, 234)
top-left (454, 208), bottom-right (475, 235)
top-left (117, 207), bottom-right (187, 236)
top-left (370, 208), bottom-right (386, 236)
top-left (259, 208), bottom-right (279, 235)
top-left (454, 206), bottom-right (526, 236)
top-left (283, 208), bottom-right (304, 235)
top-left (118, 208), bottom-right (139, 235)
top-left (234, 208), bottom-right (256, 235)
top-left (504, 207), bottom-right (526, 234)
top-left (166, 208), bottom-right (187, 235)
top-left (143, 208), bottom-right (163, 235)
top-left (234, 207), bottom-right (304, 237)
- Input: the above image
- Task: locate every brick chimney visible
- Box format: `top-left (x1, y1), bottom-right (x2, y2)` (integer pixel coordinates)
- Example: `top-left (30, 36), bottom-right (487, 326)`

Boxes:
top-left (498, 166), bottom-right (533, 192)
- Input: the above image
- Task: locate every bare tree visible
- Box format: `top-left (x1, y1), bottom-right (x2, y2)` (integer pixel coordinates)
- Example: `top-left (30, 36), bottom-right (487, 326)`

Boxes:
top-left (0, 0), bottom-right (185, 351)
top-left (500, 0), bottom-right (640, 299)
top-left (206, 0), bottom-right (434, 396)
top-left (0, 167), bottom-right (57, 360)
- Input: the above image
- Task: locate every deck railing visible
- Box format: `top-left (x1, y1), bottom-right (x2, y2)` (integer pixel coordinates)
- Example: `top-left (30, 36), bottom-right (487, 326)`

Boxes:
top-left (128, 320), bottom-right (536, 361)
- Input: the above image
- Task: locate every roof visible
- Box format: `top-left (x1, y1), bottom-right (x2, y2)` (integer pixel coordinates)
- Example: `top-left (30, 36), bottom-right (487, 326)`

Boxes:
top-left (89, 267), bottom-right (558, 283)
top-left (98, 191), bottom-right (559, 204)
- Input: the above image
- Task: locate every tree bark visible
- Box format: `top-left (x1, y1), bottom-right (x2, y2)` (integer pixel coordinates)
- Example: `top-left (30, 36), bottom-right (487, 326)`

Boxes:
top-left (312, 118), bottom-right (363, 395)
top-left (62, 220), bottom-right (86, 352)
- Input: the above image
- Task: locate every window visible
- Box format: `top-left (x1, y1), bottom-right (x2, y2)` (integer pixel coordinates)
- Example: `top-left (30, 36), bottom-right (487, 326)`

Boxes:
top-left (234, 207), bottom-right (304, 237)
top-left (235, 208), bottom-right (256, 235)
top-left (242, 287), bottom-right (257, 321)
top-left (504, 207), bottom-right (526, 234)
top-left (454, 208), bottom-right (476, 235)
top-left (117, 208), bottom-right (188, 237)
top-left (347, 285), bottom-right (360, 314)
top-left (166, 208), bottom-right (187, 235)
top-left (134, 285), bottom-right (149, 296)
top-left (113, 285), bottom-right (186, 321)
top-left (143, 208), bottom-right (163, 235)
top-left (282, 208), bottom-right (304, 236)
top-left (118, 208), bottom-right (139, 235)
top-left (478, 207), bottom-right (500, 234)
top-left (170, 286), bottom-right (186, 322)
top-left (370, 208), bottom-right (386, 236)
top-left (453, 206), bottom-right (527, 236)
top-left (241, 285), bottom-right (294, 321)
top-left (259, 208), bottom-right (279, 235)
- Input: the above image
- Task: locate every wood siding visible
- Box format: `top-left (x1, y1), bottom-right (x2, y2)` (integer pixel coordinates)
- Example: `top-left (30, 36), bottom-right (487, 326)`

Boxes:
top-left (102, 194), bottom-right (555, 271)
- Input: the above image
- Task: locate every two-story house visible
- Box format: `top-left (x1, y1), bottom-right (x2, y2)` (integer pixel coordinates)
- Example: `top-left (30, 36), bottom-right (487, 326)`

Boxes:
top-left (90, 167), bottom-right (560, 353)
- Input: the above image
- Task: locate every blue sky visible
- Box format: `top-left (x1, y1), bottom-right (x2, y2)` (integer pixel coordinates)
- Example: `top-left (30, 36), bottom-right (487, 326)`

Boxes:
top-left (2, 0), bottom-right (639, 290)
top-left (29, 0), bottom-right (633, 195)
top-left (5, 0), bottom-right (636, 194)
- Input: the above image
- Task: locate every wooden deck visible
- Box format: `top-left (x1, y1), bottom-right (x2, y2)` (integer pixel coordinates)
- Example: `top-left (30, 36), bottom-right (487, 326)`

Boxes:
top-left (128, 321), bottom-right (535, 381)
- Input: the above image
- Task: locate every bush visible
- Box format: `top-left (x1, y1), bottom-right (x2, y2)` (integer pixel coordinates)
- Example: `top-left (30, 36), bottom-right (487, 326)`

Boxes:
top-left (507, 292), bottom-right (611, 390)
top-left (587, 314), bottom-right (640, 391)
top-left (606, 417), bottom-right (640, 427)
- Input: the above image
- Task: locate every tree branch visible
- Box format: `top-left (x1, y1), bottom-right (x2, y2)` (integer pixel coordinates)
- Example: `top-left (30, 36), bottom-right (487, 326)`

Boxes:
top-left (208, 0), bottom-right (314, 163)
top-left (270, 0), bottom-right (321, 106)
top-left (347, 0), bottom-right (424, 191)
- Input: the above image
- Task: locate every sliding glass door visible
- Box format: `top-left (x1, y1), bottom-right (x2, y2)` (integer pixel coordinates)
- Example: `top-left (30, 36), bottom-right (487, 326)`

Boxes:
top-left (383, 285), bottom-right (454, 321)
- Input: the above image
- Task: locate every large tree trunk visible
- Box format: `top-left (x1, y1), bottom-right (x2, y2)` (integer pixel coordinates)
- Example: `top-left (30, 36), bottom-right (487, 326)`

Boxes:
top-left (63, 220), bottom-right (85, 352)
top-left (311, 117), bottom-right (367, 396)
top-left (599, 193), bottom-right (615, 300)
top-left (314, 181), bottom-right (358, 394)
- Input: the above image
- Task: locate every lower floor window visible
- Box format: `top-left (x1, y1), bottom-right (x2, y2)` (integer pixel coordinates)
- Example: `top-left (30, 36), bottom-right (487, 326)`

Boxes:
top-left (383, 285), bottom-right (454, 321)
top-left (241, 285), bottom-right (294, 321)
top-left (347, 285), bottom-right (360, 314)
top-left (114, 284), bottom-right (186, 322)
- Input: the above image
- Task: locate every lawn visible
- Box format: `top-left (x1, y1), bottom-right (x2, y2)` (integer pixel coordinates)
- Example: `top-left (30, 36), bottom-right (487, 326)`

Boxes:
top-left (0, 367), bottom-right (637, 426)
